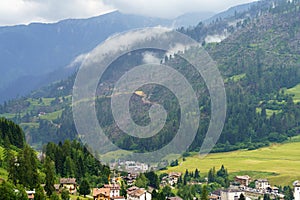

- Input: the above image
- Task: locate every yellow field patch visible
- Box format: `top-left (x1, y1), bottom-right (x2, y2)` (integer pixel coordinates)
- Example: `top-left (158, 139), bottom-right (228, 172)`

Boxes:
top-left (161, 142), bottom-right (300, 186)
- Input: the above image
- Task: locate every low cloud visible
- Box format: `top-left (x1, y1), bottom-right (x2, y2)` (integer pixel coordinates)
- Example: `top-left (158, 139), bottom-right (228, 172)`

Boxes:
top-left (104, 0), bottom-right (258, 19)
top-left (0, 0), bottom-right (257, 26)
top-left (142, 52), bottom-right (161, 64)
top-left (205, 34), bottom-right (228, 43)
top-left (0, 0), bottom-right (114, 26)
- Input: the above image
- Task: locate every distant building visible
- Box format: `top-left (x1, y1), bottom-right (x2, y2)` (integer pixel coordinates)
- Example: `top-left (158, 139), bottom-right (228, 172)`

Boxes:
top-left (168, 172), bottom-right (182, 186)
top-left (220, 189), bottom-right (243, 200)
top-left (123, 173), bottom-right (138, 186)
top-left (210, 189), bottom-right (222, 200)
top-left (255, 179), bottom-right (270, 191)
top-left (60, 178), bottom-right (77, 194)
top-left (127, 186), bottom-right (152, 200)
top-left (93, 183), bottom-right (124, 200)
top-left (267, 186), bottom-right (279, 194)
top-left (125, 161), bottom-right (149, 173)
top-left (54, 184), bottom-right (60, 192)
top-left (93, 188), bottom-right (110, 200)
top-left (26, 190), bottom-right (35, 200)
top-left (234, 175), bottom-right (251, 186)
top-left (161, 172), bottom-right (182, 186)
top-left (294, 180), bottom-right (300, 200)
top-left (103, 183), bottom-right (121, 198)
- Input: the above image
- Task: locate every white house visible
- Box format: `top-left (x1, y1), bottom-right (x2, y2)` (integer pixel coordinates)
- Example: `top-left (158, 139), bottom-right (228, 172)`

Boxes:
top-left (255, 179), bottom-right (270, 191)
top-left (294, 180), bottom-right (300, 200)
top-left (220, 189), bottom-right (243, 200)
top-left (60, 178), bottom-right (77, 194)
top-left (234, 175), bottom-right (251, 186)
top-left (25, 190), bottom-right (35, 200)
top-left (103, 183), bottom-right (120, 198)
top-left (127, 186), bottom-right (152, 200)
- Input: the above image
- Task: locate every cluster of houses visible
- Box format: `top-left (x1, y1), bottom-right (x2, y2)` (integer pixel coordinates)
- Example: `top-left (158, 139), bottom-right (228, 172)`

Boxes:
top-left (92, 183), bottom-right (152, 200)
top-left (158, 173), bottom-right (300, 200)
top-left (123, 173), bottom-right (138, 186)
top-left (14, 172), bottom-right (300, 200)
top-left (93, 183), bottom-right (125, 200)
top-left (234, 176), bottom-right (280, 194)
top-left (15, 177), bottom-right (77, 199)
top-left (161, 172), bottom-right (182, 187)
top-left (110, 161), bottom-right (149, 174)
top-left (209, 175), bottom-right (290, 200)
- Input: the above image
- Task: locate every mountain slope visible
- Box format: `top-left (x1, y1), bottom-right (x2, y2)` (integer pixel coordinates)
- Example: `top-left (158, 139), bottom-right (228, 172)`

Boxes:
top-left (1, 0), bottom-right (300, 154)
top-left (0, 11), bottom-right (172, 102)
top-left (0, 1), bottom-right (262, 102)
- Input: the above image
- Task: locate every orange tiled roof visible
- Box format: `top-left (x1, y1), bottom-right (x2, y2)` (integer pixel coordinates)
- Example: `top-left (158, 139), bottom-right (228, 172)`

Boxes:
top-left (93, 188), bottom-right (110, 197)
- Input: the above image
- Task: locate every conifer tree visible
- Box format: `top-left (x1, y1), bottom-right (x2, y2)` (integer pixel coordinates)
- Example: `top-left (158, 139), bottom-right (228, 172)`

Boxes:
top-left (201, 185), bottom-right (209, 200)
top-left (44, 157), bottom-right (56, 197)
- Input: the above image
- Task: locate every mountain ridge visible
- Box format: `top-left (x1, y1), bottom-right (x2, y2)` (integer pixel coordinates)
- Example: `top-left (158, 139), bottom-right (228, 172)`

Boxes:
top-left (0, 1), bottom-right (261, 102)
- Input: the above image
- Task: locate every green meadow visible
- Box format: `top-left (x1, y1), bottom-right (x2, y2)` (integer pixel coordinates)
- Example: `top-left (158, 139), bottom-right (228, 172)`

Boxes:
top-left (285, 83), bottom-right (300, 103)
top-left (162, 140), bottom-right (300, 186)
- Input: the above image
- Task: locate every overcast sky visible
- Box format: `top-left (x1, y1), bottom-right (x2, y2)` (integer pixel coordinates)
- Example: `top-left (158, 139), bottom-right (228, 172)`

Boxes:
top-left (0, 0), bottom-right (257, 26)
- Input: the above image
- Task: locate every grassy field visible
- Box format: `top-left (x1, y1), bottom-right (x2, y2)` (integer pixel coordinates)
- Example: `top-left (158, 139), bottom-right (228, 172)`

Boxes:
top-left (161, 140), bottom-right (300, 186)
top-left (285, 83), bottom-right (300, 102)
top-left (225, 73), bottom-right (246, 83)
top-left (27, 97), bottom-right (55, 107)
top-left (39, 109), bottom-right (63, 121)
top-left (0, 146), bottom-right (8, 180)
top-left (256, 108), bottom-right (281, 117)
top-left (68, 194), bottom-right (93, 200)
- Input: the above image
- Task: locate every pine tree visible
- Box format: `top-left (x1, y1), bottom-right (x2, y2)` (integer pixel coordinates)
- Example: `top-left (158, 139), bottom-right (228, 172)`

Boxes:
top-left (17, 145), bottom-right (39, 189)
top-left (135, 174), bottom-right (149, 188)
top-left (64, 156), bottom-right (75, 177)
top-left (239, 193), bottom-right (246, 200)
top-left (50, 192), bottom-right (60, 200)
top-left (0, 181), bottom-right (17, 200)
top-left (61, 188), bottom-right (70, 200)
top-left (284, 186), bottom-right (294, 200)
top-left (145, 171), bottom-right (160, 189)
top-left (208, 167), bottom-right (216, 183)
top-left (120, 180), bottom-right (127, 197)
top-left (201, 185), bottom-right (209, 200)
top-left (79, 179), bottom-right (90, 197)
top-left (16, 185), bottom-right (29, 200)
top-left (217, 165), bottom-right (226, 178)
top-left (178, 175), bottom-right (183, 185)
top-left (44, 157), bottom-right (56, 197)
top-left (5, 148), bottom-right (18, 185)
top-left (35, 185), bottom-right (46, 200)
top-left (195, 168), bottom-right (200, 179)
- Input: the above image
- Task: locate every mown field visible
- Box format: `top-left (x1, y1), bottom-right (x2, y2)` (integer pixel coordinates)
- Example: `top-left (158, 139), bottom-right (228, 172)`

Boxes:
top-left (285, 83), bottom-right (300, 103)
top-left (162, 137), bottom-right (300, 186)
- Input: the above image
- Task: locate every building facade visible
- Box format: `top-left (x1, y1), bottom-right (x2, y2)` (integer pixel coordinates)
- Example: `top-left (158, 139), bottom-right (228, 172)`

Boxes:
top-left (294, 181), bottom-right (300, 200)
top-left (220, 189), bottom-right (243, 200)
top-left (234, 175), bottom-right (251, 186)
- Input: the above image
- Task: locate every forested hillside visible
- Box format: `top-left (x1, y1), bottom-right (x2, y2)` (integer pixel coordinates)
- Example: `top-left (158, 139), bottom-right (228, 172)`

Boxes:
top-left (0, 118), bottom-right (111, 198)
top-left (0, 117), bottom-right (25, 149)
top-left (0, 0), bottom-right (300, 154)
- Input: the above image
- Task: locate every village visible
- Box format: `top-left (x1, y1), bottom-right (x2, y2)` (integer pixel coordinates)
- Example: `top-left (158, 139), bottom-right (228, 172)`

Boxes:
top-left (21, 168), bottom-right (300, 200)
top-left (91, 173), bottom-right (300, 200)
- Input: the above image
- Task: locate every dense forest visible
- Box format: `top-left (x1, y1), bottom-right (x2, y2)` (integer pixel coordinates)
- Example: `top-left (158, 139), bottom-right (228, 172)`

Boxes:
top-left (0, 0), bottom-right (300, 155)
top-left (0, 118), bottom-right (110, 198)
top-left (0, 117), bottom-right (25, 149)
